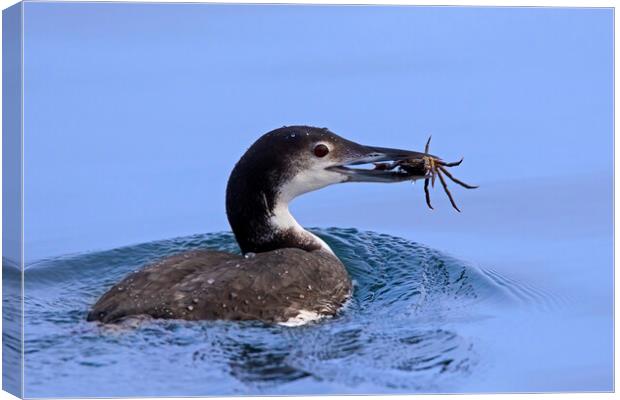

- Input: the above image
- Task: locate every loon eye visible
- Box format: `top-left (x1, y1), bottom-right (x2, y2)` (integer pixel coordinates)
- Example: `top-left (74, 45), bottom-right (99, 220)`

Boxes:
top-left (313, 144), bottom-right (329, 158)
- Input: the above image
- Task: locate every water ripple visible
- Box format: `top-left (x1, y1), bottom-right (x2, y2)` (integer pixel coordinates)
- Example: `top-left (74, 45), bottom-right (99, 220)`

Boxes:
top-left (20, 228), bottom-right (554, 396)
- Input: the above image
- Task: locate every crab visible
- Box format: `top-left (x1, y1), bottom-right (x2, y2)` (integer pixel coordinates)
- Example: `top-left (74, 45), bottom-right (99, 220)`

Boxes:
top-left (374, 136), bottom-right (478, 212)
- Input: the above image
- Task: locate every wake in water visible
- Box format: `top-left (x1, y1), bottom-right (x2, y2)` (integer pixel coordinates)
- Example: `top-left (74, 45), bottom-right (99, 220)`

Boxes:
top-left (6, 228), bottom-right (554, 397)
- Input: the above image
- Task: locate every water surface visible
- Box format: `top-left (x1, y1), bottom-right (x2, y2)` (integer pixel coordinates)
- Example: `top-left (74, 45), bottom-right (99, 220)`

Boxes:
top-left (13, 3), bottom-right (613, 396)
top-left (15, 228), bottom-right (578, 397)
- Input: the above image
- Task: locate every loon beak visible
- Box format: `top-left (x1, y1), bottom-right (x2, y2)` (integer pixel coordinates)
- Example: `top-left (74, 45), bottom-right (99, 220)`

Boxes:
top-left (327, 142), bottom-right (433, 183)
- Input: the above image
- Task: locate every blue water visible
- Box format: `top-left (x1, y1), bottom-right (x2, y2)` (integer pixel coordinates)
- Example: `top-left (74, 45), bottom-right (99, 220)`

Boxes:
top-left (9, 227), bottom-right (588, 397)
top-left (9, 3), bottom-right (613, 396)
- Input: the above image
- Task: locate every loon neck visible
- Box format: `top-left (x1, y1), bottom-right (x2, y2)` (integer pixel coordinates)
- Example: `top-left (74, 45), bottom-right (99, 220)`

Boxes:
top-left (269, 200), bottom-right (334, 254)
top-left (225, 172), bottom-right (333, 255)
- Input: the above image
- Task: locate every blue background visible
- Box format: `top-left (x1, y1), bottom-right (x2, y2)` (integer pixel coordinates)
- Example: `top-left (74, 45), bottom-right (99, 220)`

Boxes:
top-left (21, 3), bottom-right (612, 392)
top-left (23, 3), bottom-right (612, 261)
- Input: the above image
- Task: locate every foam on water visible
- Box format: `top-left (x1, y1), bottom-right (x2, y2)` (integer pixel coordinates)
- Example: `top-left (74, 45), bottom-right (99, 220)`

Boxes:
top-left (8, 228), bottom-right (556, 397)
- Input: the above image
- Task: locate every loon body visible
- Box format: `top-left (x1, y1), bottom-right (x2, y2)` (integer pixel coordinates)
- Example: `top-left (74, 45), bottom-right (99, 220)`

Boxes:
top-left (88, 126), bottom-right (431, 324)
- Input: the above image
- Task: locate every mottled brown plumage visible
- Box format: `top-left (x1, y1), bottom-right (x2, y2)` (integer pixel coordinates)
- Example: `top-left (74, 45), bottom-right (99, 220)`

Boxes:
top-left (87, 249), bottom-right (351, 324)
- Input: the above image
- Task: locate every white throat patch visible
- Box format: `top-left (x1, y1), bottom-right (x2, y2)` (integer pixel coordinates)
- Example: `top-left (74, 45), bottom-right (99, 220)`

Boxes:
top-left (269, 168), bottom-right (345, 255)
top-left (269, 201), bottom-right (334, 254)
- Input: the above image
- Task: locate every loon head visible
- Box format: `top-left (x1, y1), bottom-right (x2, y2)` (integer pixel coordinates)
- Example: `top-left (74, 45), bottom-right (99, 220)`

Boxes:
top-left (226, 126), bottom-right (429, 255)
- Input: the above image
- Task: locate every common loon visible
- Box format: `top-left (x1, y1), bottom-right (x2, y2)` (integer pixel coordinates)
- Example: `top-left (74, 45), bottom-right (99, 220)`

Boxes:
top-left (87, 126), bottom-right (471, 325)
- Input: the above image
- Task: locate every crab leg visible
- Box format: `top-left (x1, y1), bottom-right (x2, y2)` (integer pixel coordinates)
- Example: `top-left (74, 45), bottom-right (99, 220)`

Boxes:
top-left (436, 169), bottom-right (461, 212)
top-left (437, 158), bottom-right (463, 167)
top-left (424, 177), bottom-right (433, 209)
top-left (437, 165), bottom-right (478, 189)
top-left (423, 136), bottom-right (439, 188)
